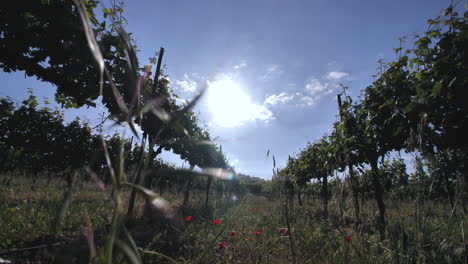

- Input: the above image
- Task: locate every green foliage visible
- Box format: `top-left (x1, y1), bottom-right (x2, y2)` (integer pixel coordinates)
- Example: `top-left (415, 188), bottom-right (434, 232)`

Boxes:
top-left (1, 0), bottom-right (103, 108)
top-left (1, 0), bottom-right (467, 263)
top-left (278, 2), bottom-right (468, 242)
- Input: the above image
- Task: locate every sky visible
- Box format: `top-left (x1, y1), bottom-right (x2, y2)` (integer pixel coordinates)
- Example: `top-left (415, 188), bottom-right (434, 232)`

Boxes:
top-left (0, 0), bottom-right (455, 179)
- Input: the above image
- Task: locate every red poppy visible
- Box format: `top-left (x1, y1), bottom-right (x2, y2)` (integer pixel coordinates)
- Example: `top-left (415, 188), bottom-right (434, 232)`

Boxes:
top-left (280, 228), bottom-right (290, 236)
top-left (345, 236), bottom-right (352, 242)
top-left (185, 216), bottom-right (192, 222)
top-left (229, 230), bottom-right (236, 236)
top-left (219, 242), bottom-right (227, 250)
top-left (254, 229), bottom-right (261, 235)
top-left (234, 223), bottom-right (239, 227)
top-left (213, 219), bottom-right (221, 225)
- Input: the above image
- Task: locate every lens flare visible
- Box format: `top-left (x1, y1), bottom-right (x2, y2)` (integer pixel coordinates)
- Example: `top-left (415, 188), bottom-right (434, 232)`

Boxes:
top-left (203, 168), bottom-right (235, 180)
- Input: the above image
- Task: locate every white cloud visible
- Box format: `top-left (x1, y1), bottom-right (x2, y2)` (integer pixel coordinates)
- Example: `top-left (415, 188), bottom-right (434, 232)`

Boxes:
top-left (261, 78), bottom-right (337, 108)
top-left (305, 79), bottom-right (330, 96)
top-left (264, 92), bottom-right (295, 105)
top-left (260, 72), bottom-right (347, 108)
top-left (299, 96), bottom-right (315, 106)
top-left (326, 71), bottom-right (349, 81)
top-left (175, 73), bottom-right (197, 93)
top-left (261, 64), bottom-right (283, 81)
top-left (263, 90), bottom-right (322, 107)
top-left (250, 104), bottom-right (275, 121)
top-left (175, 97), bottom-right (187, 105)
top-left (296, 78), bottom-right (337, 106)
top-left (233, 60), bottom-right (247, 69)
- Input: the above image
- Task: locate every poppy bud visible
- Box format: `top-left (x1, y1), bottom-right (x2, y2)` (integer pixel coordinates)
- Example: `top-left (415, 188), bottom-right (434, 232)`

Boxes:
top-left (219, 242), bottom-right (227, 250)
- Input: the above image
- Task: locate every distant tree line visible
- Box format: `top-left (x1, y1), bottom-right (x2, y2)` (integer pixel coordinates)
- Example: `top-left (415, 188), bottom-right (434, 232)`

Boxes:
top-left (0, 92), bottom-right (155, 181)
top-left (0, 91), bottom-right (251, 207)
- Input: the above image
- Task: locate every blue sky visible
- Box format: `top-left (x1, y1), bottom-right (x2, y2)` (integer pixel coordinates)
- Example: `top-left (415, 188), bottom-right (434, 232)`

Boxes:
top-left (0, 0), bottom-right (454, 179)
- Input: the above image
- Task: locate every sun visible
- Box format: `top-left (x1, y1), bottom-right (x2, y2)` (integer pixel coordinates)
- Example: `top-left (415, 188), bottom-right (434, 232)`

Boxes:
top-left (206, 76), bottom-right (254, 128)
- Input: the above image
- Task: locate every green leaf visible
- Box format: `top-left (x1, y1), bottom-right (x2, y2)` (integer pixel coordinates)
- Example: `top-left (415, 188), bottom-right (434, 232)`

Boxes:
top-left (378, 99), bottom-right (395, 110)
top-left (428, 30), bottom-right (438, 37)
top-left (440, 56), bottom-right (450, 63)
top-left (432, 82), bottom-right (442, 95)
top-left (416, 86), bottom-right (429, 97)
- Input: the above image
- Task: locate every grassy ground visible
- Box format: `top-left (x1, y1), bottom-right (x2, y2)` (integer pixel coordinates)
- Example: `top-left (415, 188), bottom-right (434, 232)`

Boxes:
top-left (177, 196), bottom-right (467, 263)
top-left (0, 176), bottom-right (467, 263)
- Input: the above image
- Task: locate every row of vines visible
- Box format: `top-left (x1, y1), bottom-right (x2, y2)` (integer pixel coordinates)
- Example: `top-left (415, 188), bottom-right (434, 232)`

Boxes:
top-left (267, 3), bottom-right (468, 241)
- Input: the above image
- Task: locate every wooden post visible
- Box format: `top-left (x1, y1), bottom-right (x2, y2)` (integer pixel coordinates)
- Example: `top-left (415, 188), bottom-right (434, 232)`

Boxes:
top-left (183, 164), bottom-right (196, 207)
top-left (337, 94), bottom-right (361, 224)
top-left (152, 47), bottom-right (165, 93)
top-left (337, 94), bottom-right (343, 117)
top-left (126, 47), bottom-right (164, 220)
top-left (126, 134), bottom-right (147, 220)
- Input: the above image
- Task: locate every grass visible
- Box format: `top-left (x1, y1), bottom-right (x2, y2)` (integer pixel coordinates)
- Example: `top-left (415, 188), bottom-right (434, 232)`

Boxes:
top-left (0, 174), bottom-right (467, 263)
top-left (0, 175), bottom-right (111, 249)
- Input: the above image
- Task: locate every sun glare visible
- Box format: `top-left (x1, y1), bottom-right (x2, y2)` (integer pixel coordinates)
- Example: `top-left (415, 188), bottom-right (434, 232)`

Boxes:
top-left (206, 76), bottom-right (257, 127)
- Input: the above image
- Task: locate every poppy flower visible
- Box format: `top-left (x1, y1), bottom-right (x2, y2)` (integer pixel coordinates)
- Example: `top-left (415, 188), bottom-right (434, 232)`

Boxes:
top-left (213, 219), bottom-right (221, 225)
top-left (280, 228), bottom-right (290, 236)
top-left (229, 230), bottom-right (236, 236)
top-left (185, 216), bottom-right (192, 222)
top-left (254, 229), bottom-right (261, 235)
top-left (345, 236), bottom-right (352, 242)
top-left (219, 242), bottom-right (227, 250)
top-left (234, 223), bottom-right (239, 227)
